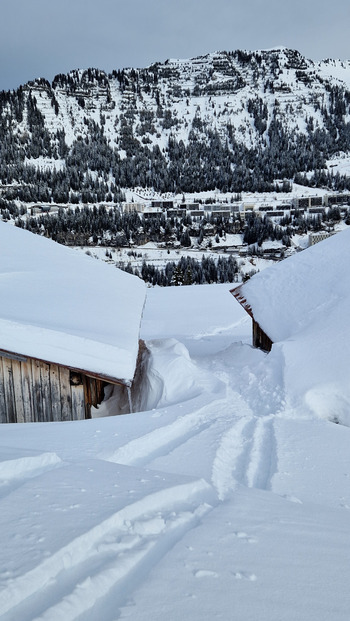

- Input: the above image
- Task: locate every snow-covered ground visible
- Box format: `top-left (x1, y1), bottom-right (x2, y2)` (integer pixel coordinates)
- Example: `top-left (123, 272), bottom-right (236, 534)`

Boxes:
top-left (0, 282), bottom-right (350, 620)
top-left (74, 243), bottom-right (279, 285)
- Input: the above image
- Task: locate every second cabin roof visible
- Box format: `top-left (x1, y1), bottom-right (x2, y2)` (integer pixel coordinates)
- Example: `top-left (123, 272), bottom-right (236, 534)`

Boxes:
top-left (231, 227), bottom-right (350, 344)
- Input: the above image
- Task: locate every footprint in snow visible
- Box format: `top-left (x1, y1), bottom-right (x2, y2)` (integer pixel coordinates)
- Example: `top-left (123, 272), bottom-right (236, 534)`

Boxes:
top-left (221, 531), bottom-right (257, 544)
top-left (232, 571), bottom-right (257, 581)
top-left (194, 569), bottom-right (218, 578)
top-left (234, 531), bottom-right (258, 543)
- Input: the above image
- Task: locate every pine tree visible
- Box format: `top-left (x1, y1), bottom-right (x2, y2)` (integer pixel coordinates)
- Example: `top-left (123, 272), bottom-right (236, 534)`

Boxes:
top-left (171, 264), bottom-right (183, 286)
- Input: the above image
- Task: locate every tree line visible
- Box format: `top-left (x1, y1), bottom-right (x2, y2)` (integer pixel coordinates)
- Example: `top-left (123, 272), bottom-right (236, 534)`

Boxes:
top-left (120, 254), bottom-right (243, 287)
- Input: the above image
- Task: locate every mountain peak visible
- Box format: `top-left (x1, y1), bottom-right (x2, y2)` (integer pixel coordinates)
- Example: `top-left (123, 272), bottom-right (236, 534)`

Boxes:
top-left (2, 47), bottom-right (350, 201)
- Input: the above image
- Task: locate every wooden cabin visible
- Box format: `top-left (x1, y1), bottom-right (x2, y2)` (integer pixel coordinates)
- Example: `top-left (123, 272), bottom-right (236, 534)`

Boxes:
top-left (0, 221), bottom-right (146, 423)
top-left (230, 227), bottom-right (350, 426)
top-left (231, 228), bottom-right (350, 356)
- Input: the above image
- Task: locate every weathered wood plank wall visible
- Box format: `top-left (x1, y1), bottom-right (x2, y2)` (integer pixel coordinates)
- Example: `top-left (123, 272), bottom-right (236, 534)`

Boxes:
top-left (59, 366), bottom-right (72, 422)
top-left (50, 364), bottom-right (61, 422)
top-left (252, 320), bottom-right (273, 352)
top-left (21, 358), bottom-right (34, 422)
top-left (12, 360), bottom-right (25, 423)
top-left (0, 354), bottom-right (103, 423)
top-left (0, 358), bottom-right (8, 423)
top-left (71, 384), bottom-right (85, 421)
top-left (2, 357), bottom-right (16, 423)
top-left (31, 358), bottom-right (44, 422)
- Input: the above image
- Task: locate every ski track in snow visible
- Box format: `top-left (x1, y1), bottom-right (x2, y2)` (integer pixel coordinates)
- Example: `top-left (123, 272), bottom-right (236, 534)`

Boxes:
top-left (0, 452), bottom-right (64, 501)
top-left (103, 397), bottom-right (231, 468)
top-left (0, 346), bottom-right (281, 619)
top-left (105, 386), bottom-right (277, 501)
top-left (212, 415), bottom-right (256, 500)
top-left (212, 414), bottom-right (277, 499)
top-left (0, 479), bottom-right (214, 621)
top-left (245, 415), bottom-right (277, 491)
top-left (0, 452), bottom-right (62, 482)
top-left (0, 400), bottom-right (280, 619)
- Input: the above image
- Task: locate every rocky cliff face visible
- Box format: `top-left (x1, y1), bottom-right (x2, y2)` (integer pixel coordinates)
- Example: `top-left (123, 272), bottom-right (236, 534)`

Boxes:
top-left (2, 47), bottom-right (350, 200)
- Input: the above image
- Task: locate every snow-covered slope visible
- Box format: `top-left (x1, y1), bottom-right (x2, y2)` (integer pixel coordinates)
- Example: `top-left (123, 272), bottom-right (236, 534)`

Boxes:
top-left (21, 48), bottom-right (350, 152)
top-left (235, 227), bottom-right (350, 424)
top-left (3, 47), bottom-right (350, 199)
top-left (0, 282), bottom-right (349, 620)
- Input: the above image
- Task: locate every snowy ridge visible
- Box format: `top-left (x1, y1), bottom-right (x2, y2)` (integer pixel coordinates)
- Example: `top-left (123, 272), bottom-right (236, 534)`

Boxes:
top-left (27, 47), bottom-right (350, 152)
top-left (3, 46), bottom-right (350, 202)
top-left (0, 450), bottom-right (62, 481)
top-left (34, 48), bottom-right (350, 150)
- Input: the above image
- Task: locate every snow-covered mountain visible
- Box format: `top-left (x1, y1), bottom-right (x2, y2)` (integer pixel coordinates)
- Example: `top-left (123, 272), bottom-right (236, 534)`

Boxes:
top-left (2, 47), bottom-right (350, 202)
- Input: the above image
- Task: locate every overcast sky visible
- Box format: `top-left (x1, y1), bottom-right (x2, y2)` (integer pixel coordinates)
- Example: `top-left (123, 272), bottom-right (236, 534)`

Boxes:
top-left (1, 0), bottom-right (350, 91)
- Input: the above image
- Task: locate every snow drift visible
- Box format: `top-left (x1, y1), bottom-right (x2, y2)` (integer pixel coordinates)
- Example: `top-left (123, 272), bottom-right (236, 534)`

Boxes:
top-left (235, 227), bottom-right (350, 424)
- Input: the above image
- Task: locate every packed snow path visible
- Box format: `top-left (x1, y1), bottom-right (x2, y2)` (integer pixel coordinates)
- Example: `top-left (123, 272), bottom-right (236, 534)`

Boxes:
top-left (0, 460), bottom-right (214, 621)
top-left (0, 284), bottom-right (350, 620)
top-left (0, 389), bottom-right (278, 621)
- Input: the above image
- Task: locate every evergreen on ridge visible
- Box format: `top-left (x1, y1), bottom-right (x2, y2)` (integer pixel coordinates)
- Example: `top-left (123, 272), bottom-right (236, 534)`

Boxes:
top-left (1, 47), bottom-right (350, 202)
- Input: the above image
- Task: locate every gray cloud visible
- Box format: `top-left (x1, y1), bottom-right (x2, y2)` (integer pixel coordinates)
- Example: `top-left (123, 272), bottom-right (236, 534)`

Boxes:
top-left (1, 0), bottom-right (350, 90)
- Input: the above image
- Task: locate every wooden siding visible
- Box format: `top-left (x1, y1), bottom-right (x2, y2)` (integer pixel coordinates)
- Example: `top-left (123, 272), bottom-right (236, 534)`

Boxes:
top-left (84, 376), bottom-right (106, 418)
top-left (252, 320), bottom-right (273, 352)
top-left (0, 354), bottom-right (108, 424)
top-left (231, 286), bottom-right (273, 353)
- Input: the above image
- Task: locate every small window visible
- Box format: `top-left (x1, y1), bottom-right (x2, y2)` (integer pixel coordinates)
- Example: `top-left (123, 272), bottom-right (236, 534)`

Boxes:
top-left (70, 371), bottom-right (83, 386)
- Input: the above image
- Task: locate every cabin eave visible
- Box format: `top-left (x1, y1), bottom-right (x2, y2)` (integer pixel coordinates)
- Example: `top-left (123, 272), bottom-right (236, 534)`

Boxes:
top-left (230, 285), bottom-right (273, 352)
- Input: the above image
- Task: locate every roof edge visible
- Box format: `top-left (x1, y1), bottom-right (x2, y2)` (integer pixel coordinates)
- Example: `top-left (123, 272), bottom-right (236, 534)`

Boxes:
top-left (0, 347), bottom-right (130, 387)
top-left (230, 284), bottom-right (254, 319)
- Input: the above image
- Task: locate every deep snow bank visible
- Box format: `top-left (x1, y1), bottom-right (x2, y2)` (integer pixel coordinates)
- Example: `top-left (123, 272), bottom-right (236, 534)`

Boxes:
top-left (93, 338), bottom-right (224, 417)
top-left (235, 228), bottom-right (350, 426)
top-left (94, 283), bottom-right (249, 417)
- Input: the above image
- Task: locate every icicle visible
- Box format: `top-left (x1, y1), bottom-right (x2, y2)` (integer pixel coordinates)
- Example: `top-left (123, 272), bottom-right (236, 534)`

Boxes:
top-left (127, 386), bottom-right (133, 414)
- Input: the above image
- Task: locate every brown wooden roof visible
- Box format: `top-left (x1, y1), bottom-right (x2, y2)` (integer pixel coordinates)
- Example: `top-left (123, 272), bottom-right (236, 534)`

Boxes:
top-left (230, 285), bottom-right (254, 320)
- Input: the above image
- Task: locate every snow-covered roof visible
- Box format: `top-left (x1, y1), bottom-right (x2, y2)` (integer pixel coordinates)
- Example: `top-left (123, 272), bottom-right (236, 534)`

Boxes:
top-left (232, 227), bottom-right (350, 422)
top-left (233, 228), bottom-right (350, 344)
top-left (0, 222), bottom-right (146, 384)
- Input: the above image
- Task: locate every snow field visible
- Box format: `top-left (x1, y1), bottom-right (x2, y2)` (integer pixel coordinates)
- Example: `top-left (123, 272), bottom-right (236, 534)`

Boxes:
top-left (0, 282), bottom-right (350, 619)
top-left (119, 485), bottom-right (350, 621)
top-left (0, 459), bottom-right (215, 620)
